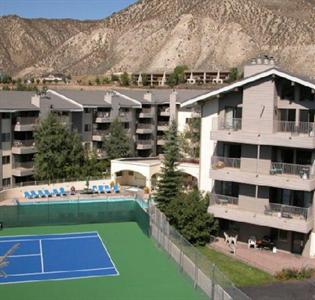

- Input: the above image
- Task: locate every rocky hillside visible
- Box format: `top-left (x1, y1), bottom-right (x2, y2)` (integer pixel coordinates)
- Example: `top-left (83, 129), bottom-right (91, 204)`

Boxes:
top-left (1, 0), bottom-right (315, 78)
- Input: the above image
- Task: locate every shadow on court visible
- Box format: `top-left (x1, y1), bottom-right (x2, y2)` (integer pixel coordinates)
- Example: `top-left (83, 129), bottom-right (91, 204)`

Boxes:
top-left (241, 279), bottom-right (315, 300)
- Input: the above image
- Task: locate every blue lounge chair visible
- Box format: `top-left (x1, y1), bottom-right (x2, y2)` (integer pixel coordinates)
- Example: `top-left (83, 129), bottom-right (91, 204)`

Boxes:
top-left (37, 190), bottom-right (45, 198)
top-left (113, 184), bottom-right (120, 193)
top-left (52, 188), bottom-right (61, 197)
top-left (92, 185), bottom-right (98, 193)
top-left (24, 191), bottom-right (32, 199)
top-left (59, 187), bottom-right (67, 196)
top-left (30, 190), bottom-right (39, 198)
top-left (44, 189), bottom-right (52, 197)
top-left (98, 185), bottom-right (104, 193)
top-left (105, 185), bottom-right (111, 193)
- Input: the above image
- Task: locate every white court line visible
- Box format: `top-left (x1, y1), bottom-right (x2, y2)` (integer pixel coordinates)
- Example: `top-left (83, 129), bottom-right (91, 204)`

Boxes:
top-left (0, 235), bottom-right (98, 244)
top-left (96, 232), bottom-right (120, 276)
top-left (0, 231), bottom-right (98, 240)
top-left (39, 240), bottom-right (44, 273)
top-left (6, 266), bottom-right (116, 277)
top-left (9, 254), bottom-right (41, 258)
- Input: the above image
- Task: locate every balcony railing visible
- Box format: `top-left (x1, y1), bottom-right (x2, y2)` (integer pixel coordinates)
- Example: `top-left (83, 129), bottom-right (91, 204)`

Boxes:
top-left (267, 203), bottom-right (312, 220)
top-left (93, 130), bottom-right (110, 136)
top-left (14, 161), bottom-right (34, 169)
top-left (137, 124), bottom-right (153, 129)
top-left (210, 193), bottom-right (239, 206)
top-left (275, 121), bottom-right (315, 136)
top-left (211, 156), bottom-right (241, 169)
top-left (15, 116), bottom-right (38, 125)
top-left (270, 162), bottom-right (314, 179)
top-left (215, 118), bottom-right (242, 131)
top-left (13, 139), bottom-right (35, 147)
top-left (137, 140), bottom-right (152, 145)
top-left (141, 108), bottom-right (153, 114)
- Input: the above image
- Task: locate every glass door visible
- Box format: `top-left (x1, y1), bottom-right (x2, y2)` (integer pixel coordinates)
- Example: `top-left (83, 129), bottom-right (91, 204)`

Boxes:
top-left (292, 232), bottom-right (305, 255)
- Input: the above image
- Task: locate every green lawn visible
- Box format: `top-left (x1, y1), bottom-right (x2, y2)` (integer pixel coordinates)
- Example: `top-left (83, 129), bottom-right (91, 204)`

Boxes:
top-left (198, 246), bottom-right (275, 287)
top-left (0, 222), bottom-right (207, 300)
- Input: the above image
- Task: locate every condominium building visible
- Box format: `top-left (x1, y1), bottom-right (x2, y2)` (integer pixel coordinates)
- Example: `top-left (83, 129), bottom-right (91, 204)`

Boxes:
top-left (0, 88), bottom-right (204, 189)
top-left (183, 56), bottom-right (315, 257)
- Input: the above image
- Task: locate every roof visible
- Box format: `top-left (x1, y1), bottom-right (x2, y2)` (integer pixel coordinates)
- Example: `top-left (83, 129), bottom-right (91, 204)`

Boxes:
top-left (51, 90), bottom-right (141, 108)
top-left (181, 67), bottom-right (315, 108)
top-left (43, 90), bottom-right (83, 111)
top-left (0, 91), bottom-right (39, 112)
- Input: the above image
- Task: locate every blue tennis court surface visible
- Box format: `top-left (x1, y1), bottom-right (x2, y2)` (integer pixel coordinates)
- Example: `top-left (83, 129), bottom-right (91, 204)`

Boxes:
top-left (0, 232), bottom-right (119, 284)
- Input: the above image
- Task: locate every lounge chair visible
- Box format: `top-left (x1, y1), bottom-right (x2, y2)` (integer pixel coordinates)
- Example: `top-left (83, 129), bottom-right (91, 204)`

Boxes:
top-left (52, 188), bottom-right (61, 197)
top-left (30, 190), bottom-right (39, 198)
top-left (37, 190), bottom-right (45, 198)
top-left (44, 189), bottom-right (52, 197)
top-left (113, 184), bottom-right (120, 193)
top-left (105, 185), bottom-right (111, 193)
top-left (24, 191), bottom-right (32, 199)
top-left (98, 185), bottom-right (104, 193)
top-left (92, 185), bottom-right (98, 193)
top-left (59, 187), bottom-right (67, 196)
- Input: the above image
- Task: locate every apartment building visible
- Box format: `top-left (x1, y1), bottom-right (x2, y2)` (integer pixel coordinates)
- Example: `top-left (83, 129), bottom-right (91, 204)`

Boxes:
top-left (0, 88), bottom-right (203, 189)
top-left (182, 56), bottom-right (315, 257)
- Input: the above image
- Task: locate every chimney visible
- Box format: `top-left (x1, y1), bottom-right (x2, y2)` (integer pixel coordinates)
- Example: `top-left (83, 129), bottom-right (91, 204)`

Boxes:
top-left (31, 94), bottom-right (41, 108)
top-left (104, 91), bottom-right (113, 104)
top-left (144, 91), bottom-right (152, 102)
top-left (244, 54), bottom-right (276, 77)
top-left (169, 90), bottom-right (177, 122)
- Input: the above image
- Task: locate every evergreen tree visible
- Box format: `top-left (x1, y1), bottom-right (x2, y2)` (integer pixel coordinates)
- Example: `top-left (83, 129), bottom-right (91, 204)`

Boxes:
top-left (34, 113), bottom-right (84, 180)
top-left (169, 189), bottom-right (218, 246)
top-left (155, 120), bottom-right (182, 215)
top-left (120, 72), bottom-right (130, 86)
top-left (81, 150), bottom-right (109, 177)
top-left (103, 118), bottom-right (132, 160)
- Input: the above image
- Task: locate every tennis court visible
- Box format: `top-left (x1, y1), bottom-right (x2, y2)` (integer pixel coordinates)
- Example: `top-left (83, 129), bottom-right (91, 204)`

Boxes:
top-left (0, 232), bottom-right (118, 284)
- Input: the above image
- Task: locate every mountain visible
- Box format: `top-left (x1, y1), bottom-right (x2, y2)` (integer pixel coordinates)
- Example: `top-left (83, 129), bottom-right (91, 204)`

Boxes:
top-left (1, 0), bottom-right (315, 78)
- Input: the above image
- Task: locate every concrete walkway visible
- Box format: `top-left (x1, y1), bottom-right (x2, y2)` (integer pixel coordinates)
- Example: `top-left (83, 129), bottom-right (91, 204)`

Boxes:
top-left (210, 237), bottom-right (315, 274)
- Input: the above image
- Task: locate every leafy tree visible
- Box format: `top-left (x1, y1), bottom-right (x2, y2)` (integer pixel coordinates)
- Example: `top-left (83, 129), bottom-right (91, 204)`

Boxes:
top-left (142, 73), bottom-right (149, 86)
top-left (120, 72), bottom-right (130, 86)
top-left (155, 120), bottom-right (182, 215)
top-left (102, 77), bottom-right (111, 84)
top-left (36, 79), bottom-right (40, 85)
top-left (168, 189), bottom-right (218, 246)
top-left (103, 118), bottom-right (132, 160)
top-left (34, 113), bottom-right (84, 180)
top-left (228, 67), bottom-right (243, 83)
top-left (95, 77), bottom-right (101, 85)
top-left (167, 65), bottom-right (188, 87)
top-left (111, 74), bottom-right (119, 82)
top-left (2, 85), bottom-right (10, 91)
top-left (81, 150), bottom-right (110, 178)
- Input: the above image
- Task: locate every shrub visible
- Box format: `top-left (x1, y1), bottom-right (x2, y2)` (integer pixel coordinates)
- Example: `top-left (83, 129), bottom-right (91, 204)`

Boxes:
top-left (275, 267), bottom-right (315, 281)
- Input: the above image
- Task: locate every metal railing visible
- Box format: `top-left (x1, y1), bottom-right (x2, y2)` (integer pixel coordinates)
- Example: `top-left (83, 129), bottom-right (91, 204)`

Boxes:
top-left (12, 139), bottom-right (35, 147)
top-left (141, 108), bottom-right (153, 114)
top-left (215, 118), bottom-right (242, 131)
top-left (275, 121), bottom-right (315, 136)
top-left (137, 123), bottom-right (153, 129)
top-left (15, 116), bottom-right (38, 125)
top-left (92, 130), bottom-right (110, 136)
top-left (137, 139), bottom-right (152, 145)
top-left (267, 203), bottom-right (312, 220)
top-left (210, 193), bottom-right (239, 206)
top-left (270, 162), bottom-right (314, 179)
top-left (211, 156), bottom-right (241, 169)
top-left (14, 161), bottom-right (34, 169)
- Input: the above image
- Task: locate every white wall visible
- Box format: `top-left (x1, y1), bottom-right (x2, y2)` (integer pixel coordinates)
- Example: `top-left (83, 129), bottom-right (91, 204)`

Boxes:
top-left (177, 110), bottom-right (193, 133)
top-left (199, 99), bottom-right (218, 192)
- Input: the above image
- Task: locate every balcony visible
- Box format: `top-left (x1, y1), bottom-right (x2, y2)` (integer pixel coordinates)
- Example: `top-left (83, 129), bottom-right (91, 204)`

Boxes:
top-left (136, 123), bottom-right (153, 134)
top-left (92, 130), bottom-right (109, 141)
top-left (14, 117), bottom-right (38, 131)
top-left (208, 193), bottom-right (313, 233)
top-left (95, 149), bottom-right (107, 159)
top-left (95, 112), bottom-right (112, 123)
top-left (136, 140), bottom-right (153, 150)
top-left (160, 108), bottom-right (170, 117)
top-left (157, 137), bottom-right (166, 146)
top-left (211, 156), bottom-right (241, 169)
top-left (139, 108), bottom-right (154, 118)
top-left (157, 121), bottom-right (169, 131)
top-left (12, 140), bottom-right (36, 154)
top-left (12, 161), bottom-right (34, 177)
top-left (119, 112), bottom-right (132, 123)
top-left (270, 162), bottom-right (314, 179)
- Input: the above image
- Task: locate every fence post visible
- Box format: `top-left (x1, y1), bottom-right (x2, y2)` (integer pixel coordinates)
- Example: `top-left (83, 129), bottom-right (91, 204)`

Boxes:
top-left (194, 250), bottom-right (198, 289)
top-left (211, 264), bottom-right (215, 300)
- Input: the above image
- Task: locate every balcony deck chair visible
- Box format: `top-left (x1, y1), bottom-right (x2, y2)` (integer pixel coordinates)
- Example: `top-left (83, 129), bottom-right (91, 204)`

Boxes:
top-left (59, 187), bottom-right (67, 196)
top-left (37, 190), bottom-right (45, 198)
top-left (113, 184), bottom-right (120, 193)
top-left (248, 236), bottom-right (257, 249)
top-left (98, 185), bottom-right (104, 194)
top-left (30, 190), bottom-right (39, 198)
top-left (44, 189), bottom-right (53, 197)
top-left (105, 185), bottom-right (111, 193)
top-left (24, 191), bottom-right (32, 199)
top-left (52, 189), bottom-right (61, 197)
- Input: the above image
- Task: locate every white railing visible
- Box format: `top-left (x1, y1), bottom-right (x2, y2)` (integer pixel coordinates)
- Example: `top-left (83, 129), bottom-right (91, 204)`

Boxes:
top-left (267, 203), bottom-right (312, 220)
top-left (13, 139), bottom-right (35, 147)
top-left (15, 116), bottom-right (38, 125)
top-left (210, 193), bottom-right (239, 206)
top-left (14, 161), bottom-right (34, 169)
top-left (211, 156), bottom-right (241, 169)
top-left (137, 140), bottom-right (152, 145)
top-left (215, 118), bottom-right (242, 131)
top-left (275, 121), bottom-right (315, 136)
top-left (270, 162), bottom-right (314, 179)
top-left (137, 123), bottom-right (153, 129)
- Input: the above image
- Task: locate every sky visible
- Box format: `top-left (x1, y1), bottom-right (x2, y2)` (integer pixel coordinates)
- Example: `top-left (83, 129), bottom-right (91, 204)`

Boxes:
top-left (0, 0), bottom-right (137, 20)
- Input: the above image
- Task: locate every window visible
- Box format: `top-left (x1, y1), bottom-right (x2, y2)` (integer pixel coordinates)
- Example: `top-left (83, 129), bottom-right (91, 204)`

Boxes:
top-left (116, 171), bottom-right (122, 177)
top-left (84, 108), bottom-right (92, 113)
top-left (2, 178), bottom-right (11, 187)
top-left (128, 171), bottom-right (134, 176)
top-left (84, 124), bottom-right (91, 132)
top-left (278, 230), bottom-right (288, 242)
top-left (2, 113), bottom-right (10, 119)
top-left (1, 133), bottom-right (10, 142)
top-left (2, 155), bottom-right (10, 165)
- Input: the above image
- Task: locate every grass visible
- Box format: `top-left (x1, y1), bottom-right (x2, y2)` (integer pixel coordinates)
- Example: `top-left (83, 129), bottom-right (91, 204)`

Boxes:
top-left (198, 246), bottom-right (275, 287)
top-left (0, 222), bottom-right (207, 300)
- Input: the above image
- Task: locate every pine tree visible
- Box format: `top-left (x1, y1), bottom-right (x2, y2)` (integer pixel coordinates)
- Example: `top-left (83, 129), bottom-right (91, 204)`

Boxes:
top-left (34, 113), bottom-right (84, 180)
top-left (103, 118), bottom-right (132, 160)
top-left (155, 120), bottom-right (182, 215)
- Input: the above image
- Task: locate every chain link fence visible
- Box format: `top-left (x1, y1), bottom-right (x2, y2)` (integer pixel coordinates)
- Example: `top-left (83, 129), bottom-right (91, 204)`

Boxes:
top-left (149, 204), bottom-right (250, 300)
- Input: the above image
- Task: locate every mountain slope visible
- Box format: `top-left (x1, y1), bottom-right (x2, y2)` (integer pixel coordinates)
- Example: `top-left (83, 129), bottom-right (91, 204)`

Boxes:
top-left (1, 0), bottom-right (315, 78)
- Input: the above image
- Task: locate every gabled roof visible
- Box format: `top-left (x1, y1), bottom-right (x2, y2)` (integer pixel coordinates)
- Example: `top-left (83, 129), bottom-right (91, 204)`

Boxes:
top-left (181, 68), bottom-right (315, 108)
